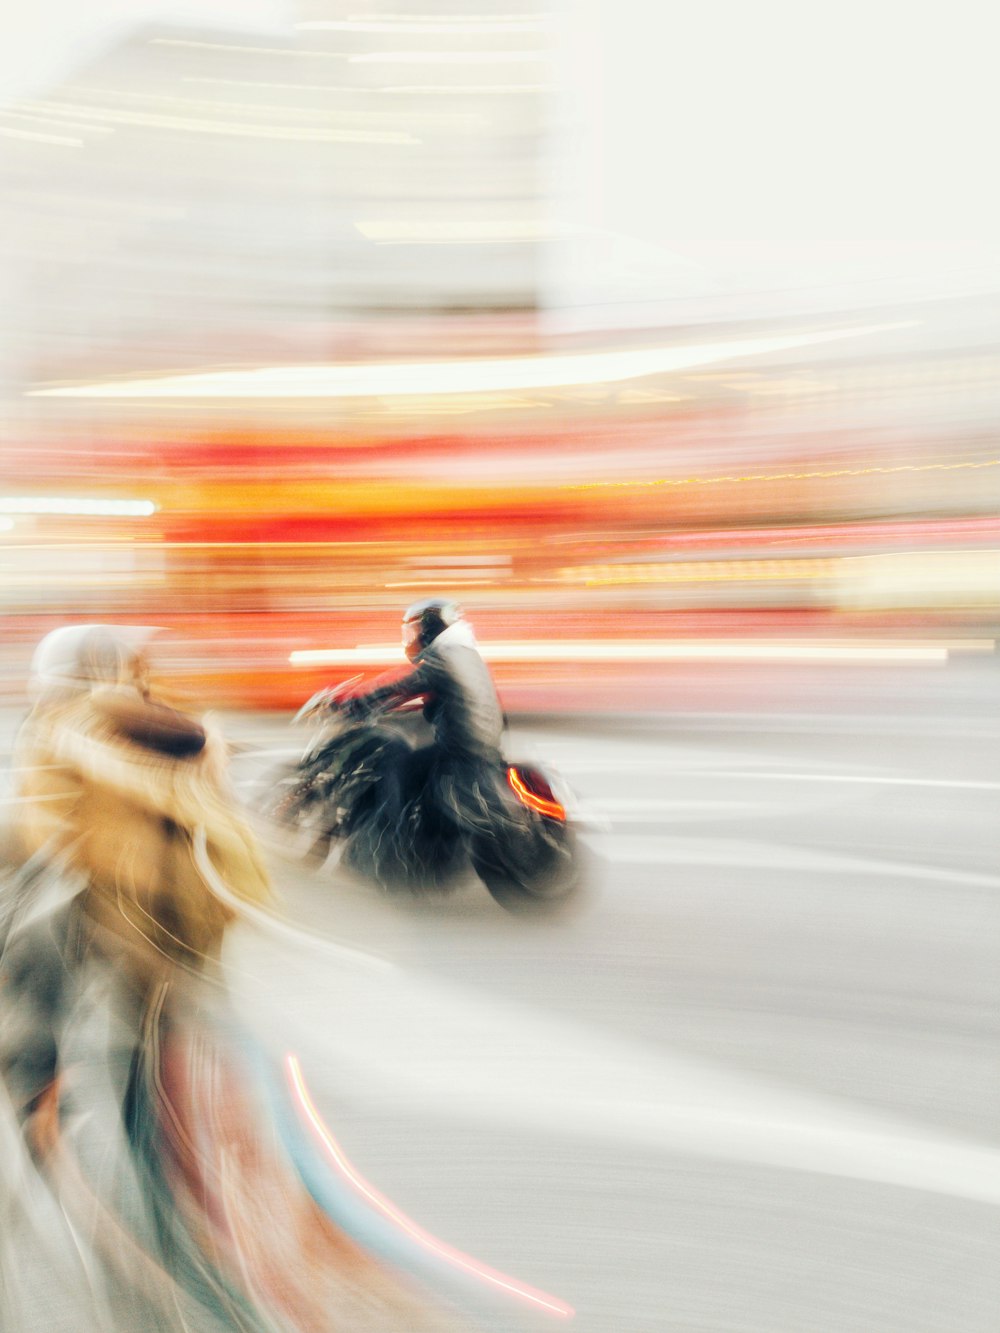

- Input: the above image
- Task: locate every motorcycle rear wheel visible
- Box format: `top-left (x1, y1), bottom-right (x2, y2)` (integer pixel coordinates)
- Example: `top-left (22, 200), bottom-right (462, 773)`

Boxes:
top-left (470, 819), bottom-right (581, 914)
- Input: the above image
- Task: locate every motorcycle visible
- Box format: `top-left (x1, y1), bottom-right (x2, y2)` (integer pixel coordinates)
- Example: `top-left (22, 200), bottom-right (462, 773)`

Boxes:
top-left (258, 682), bottom-right (585, 914)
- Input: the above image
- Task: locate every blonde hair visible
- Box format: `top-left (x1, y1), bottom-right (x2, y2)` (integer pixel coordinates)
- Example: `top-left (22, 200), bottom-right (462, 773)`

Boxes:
top-left (15, 682), bottom-right (270, 977)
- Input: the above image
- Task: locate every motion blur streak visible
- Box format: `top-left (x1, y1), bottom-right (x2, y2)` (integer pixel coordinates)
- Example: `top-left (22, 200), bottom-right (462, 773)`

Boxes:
top-left (285, 1054), bottom-right (576, 1319)
top-left (26, 322), bottom-right (912, 398)
top-left (0, 125), bottom-right (83, 145)
top-left (17, 100), bottom-right (421, 143)
top-left (0, 497), bottom-right (156, 516)
top-left (289, 638), bottom-right (990, 666)
top-left (296, 19), bottom-right (548, 34)
top-left (568, 458), bottom-right (1000, 490)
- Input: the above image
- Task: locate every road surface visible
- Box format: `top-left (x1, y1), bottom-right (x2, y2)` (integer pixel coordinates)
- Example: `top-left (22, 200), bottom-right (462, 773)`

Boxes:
top-left (2, 657), bottom-right (998, 1331)
top-left (224, 658), bottom-right (1000, 1333)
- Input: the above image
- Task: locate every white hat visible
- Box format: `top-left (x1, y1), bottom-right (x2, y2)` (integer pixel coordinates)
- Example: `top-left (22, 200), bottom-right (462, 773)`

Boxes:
top-left (30, 623), bottom-right (160, 696)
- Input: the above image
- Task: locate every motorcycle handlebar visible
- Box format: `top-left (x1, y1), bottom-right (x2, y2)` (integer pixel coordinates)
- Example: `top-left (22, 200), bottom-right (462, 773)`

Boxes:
top-left (292, 675), bottom-right (364, 725)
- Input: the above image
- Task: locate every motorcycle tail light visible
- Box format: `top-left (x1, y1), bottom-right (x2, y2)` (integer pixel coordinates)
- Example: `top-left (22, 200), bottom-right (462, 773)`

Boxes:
top-left (507, 766), bottom-right (566, 821)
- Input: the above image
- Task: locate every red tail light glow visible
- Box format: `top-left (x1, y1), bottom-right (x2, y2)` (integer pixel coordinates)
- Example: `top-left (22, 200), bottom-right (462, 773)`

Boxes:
top-left (507, 766), bottom-right (566, 821)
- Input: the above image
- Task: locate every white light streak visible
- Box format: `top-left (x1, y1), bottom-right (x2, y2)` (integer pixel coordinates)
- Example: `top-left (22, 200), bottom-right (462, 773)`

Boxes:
top-left (682, 771), bottom-right (1000, 791)
top-left (167, 88), bottom-right (485, 128)
top-left (348, 10), bottom-right (544, 17)
top-left (0, 497), bottom-right (156, 517)
top-left (182, 76), bottom-right (355, 91)
top-left (176, 75), bottom-right (523, 119)
top-left (289, 638), bottom-right (980, 667)
top-left (378, 82), bottom-right (550, 93)
top-left (356, 218), bottom-right (554, 243)
top-left (298, 18), bottom-right (544, 32)
top-left (3, 107), bottom-right (114, 134)
top-left (348, 50), bottom-right (547, 63)
top-left (20, 100), bottom-right (418, 144)
top-left (0, 517), bottom-right (14, 532)
top-left (150, 38), bottom-right (351, 58)
top-left (66, 86), bottom-right (451, 126)
top-left (27, 322), bottom-right (916, 401)
top-left (0, 125), bottom-right (83, 146)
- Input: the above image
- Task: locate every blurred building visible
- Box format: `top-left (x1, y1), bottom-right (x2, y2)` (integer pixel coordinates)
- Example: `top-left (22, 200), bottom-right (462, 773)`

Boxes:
top-left (1, 4), bottom-right (998, 709)
top-left (2, 1), bottom-right (555, 396)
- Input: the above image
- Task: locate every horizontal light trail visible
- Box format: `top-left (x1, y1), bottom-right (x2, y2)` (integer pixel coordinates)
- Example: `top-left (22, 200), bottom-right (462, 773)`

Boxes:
top-left (17, 99), bottom-right (419, 144)
top-left (570, 457), bottom-right (1000, 491)
top-left (0, 496), bottom-right (156, 517)
top-left (289, 638), bottom-right (992, 667)
top-left (298, 18), bottom-right (545, 32)
top-left (348, 49), bottom-right (547, 63)
top-left (26, 322), bottom-right (912, 399)
top-left (569, 772), bottom-right (1000, 794)
top-left (0, 124), bottom-right (84, 146)
top-left (585, 831), bottom-right (1000, 890)
top-left (707, 770), bottom-right (1000, 791)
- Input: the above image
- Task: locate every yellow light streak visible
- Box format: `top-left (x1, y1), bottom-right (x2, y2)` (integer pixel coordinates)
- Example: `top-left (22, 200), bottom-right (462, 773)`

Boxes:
top-left (567, 458), bottom-right (1000, 490)
top-left (563, 558), bottom-right (839, 586)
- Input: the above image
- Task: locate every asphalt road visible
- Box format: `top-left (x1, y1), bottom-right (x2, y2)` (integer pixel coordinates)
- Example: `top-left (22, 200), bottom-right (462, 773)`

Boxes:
top-left (222, 658), bottom-right (1000, 1333)
top-left (2, 657), bottom-right (998, 1332)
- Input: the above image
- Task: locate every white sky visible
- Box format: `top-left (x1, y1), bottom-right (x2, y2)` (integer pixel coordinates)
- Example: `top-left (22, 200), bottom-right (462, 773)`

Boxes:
top-left (3, 0), bottom-right (998, 310)
top-left (2, 1), bottom-right (290, 103)
top-left (549, 0), bottom-right (1000, 308)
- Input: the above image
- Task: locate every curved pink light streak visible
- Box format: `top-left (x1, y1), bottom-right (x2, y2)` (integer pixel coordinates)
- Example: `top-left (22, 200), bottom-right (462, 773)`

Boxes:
top-left (285, 1053), bottom-right (575, 1319)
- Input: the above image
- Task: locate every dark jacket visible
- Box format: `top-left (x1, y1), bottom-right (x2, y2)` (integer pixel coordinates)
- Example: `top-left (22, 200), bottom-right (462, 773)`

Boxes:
top-left (360, 622), bottom-right (503, 759)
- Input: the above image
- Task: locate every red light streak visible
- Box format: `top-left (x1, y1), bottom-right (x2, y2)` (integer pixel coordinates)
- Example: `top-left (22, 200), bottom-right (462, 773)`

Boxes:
top-left (507, 766), bottom-right (566, 821)
top-left (285, 1054), bottom-right (575, 1319)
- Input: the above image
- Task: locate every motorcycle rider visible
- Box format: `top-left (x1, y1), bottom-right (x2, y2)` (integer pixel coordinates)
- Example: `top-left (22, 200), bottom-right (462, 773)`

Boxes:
top-left (340, 598), bottom-right (508, 847)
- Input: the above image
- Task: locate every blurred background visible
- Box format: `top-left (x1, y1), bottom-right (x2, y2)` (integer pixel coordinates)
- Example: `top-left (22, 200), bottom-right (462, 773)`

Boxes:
top-left (3, 8), bottom-right (1000, 1333)
top-left (2, 0), bottom-right (998, 710)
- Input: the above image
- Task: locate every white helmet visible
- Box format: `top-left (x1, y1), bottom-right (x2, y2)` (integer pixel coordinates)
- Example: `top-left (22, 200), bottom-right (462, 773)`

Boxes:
top-left (29, 623), bottom-right (159, 698)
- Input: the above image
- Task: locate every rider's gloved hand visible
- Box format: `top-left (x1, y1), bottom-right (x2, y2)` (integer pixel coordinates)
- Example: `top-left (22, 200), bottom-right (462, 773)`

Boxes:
top-left (341, 695), bottom-right (372, 724)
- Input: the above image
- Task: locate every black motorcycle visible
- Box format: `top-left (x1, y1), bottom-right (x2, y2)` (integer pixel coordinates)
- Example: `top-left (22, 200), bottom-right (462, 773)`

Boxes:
top-left (259, 684), bottom-right (585, 913)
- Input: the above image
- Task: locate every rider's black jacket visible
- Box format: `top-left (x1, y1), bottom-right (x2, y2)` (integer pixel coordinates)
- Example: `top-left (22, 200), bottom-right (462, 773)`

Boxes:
top-left (354, 623), bottom-right (503, 759)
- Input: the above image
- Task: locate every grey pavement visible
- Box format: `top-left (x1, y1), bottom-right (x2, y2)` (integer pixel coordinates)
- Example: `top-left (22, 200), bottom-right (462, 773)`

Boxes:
top-left (2, 657), bottom-right (999, 1331)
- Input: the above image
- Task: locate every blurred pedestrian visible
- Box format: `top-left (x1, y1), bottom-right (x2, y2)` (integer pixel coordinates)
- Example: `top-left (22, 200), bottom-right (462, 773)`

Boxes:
top-left (0, 623), bottom-right (469, 1333)
top-left (1, 622), bottom-right (270, 1130)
